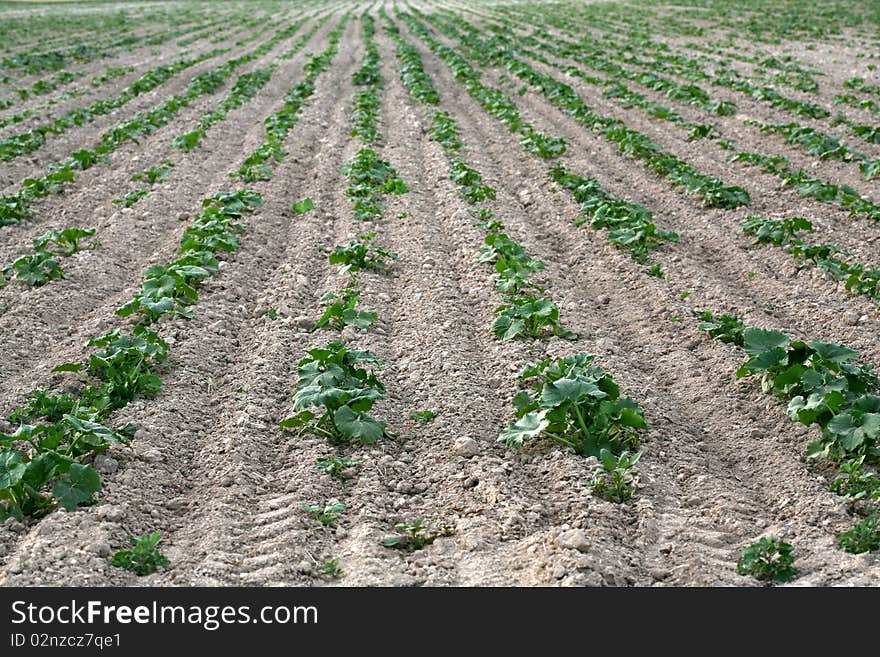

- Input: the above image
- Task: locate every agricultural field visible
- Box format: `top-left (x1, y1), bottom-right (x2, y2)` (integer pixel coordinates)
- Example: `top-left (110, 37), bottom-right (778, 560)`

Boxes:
top-left (0, 0), bottom-right (879, 588)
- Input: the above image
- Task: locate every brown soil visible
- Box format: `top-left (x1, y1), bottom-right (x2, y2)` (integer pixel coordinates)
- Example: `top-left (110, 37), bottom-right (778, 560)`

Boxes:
top-left (0, 3), bottom-right (878, 588)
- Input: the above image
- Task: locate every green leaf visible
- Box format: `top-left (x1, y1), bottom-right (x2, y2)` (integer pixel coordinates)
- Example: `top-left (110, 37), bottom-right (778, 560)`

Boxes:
top-left (52, 362), bottom-right (83, 373)
top-left (0, 448), bottom-right (27, 489)
top-left (52, 463), bottom-right (101, 511)
top-left (291, 197), bottom-right (314, 215)
top-left (540, 378), bottom-right (605, 407)
top-left (743, 328), bottom-right (789, 356)
top-left (279, 410), bottom-right (314, 430)
top-left (497, 411), bottom-right (549, 448)
top-left (809, 341), bottom-right (858, 364)
top-left (333, 405), bottom-right (385, 443)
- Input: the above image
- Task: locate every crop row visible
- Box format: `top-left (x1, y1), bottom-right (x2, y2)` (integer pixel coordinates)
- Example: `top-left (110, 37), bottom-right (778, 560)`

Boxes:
top-left (419, 10), bottom-right (750, 209)
top-left (0, 16), bottom-right (319, 228)
top-left (0, 15), bottom-right (348, 527)
top-left (489, 4), bottom-right (880, 149)
top-left (384, 8), bottom-right (648, 499)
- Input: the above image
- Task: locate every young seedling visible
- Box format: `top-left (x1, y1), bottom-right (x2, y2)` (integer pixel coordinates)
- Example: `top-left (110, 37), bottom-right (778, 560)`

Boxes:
top-left (301, 502), bottom-right (346, 526)
top-left (410, 409), bottom-right (439, 424)
top-left (313, 288), bottom-right (377, 332)
top-left (2, 251), bottom-right (64, 286)
top-left (836, 516), bottom-right (880, 553)
top-left (589, 448), bottom-right (642, 502)
top-left (382, 518), bottom-right (445, 550)
top-left (694, 309), bottom-right (745, 346)
top-left (319, 558), bottom-right (343, 579)
top-left (111, 532), bottom-right (171, 576)
top-left (327, 232), bottom-right (399, 276)
top-left (131, 161), bottom-right (173, 185)
top-left (737, 537), bottom-right (797, 583)
top-left (830, 456), bottom-right (880, 515)
top-left (316, 456), bottom-right (359, 480)
top-left (291, 197), bottom-right (314, 215)
top-left (33, 227), bottom-right (97, 255)
top-left (740, 215), bottom-right (812, 245)
top-left (492, 296), bottom-right (576, 341)
top-left (113, 189), bottom-right (147, 208)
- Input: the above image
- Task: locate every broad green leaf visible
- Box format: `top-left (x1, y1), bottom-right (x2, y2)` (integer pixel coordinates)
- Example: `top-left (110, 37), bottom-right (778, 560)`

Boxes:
top-left (52, 463), bottom-right (101, 511)
top-left (541, 378), bottom-right (605, 407)
top-left (809, 341), bottom-right (858, 364)
top-left (743, 328), bottom-right (789, 356)
top-left (497, 411), bottom-right (549, 448)
top-left (52, 362), bottom-right (83, 373)
top-left (333, 405), bottom-right (385, 443)
top-left (280, 410), bottom-right (314, 430)
top-left (291, 197), bottom-right (315, 215)
top-left (0, 448), bottom-right (26, 489)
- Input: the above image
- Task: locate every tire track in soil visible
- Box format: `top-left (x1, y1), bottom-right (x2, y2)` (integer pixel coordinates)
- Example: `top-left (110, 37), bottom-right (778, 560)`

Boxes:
top-left (0, 14), bottom-right (357, 586)
top-left (0, 15), bottom-right (339, 418)
top-left (398, 14), bottom-right (877, 586)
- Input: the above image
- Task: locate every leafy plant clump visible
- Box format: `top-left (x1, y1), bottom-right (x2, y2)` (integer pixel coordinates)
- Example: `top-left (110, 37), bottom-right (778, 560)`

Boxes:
top-left (382, 518), bottom-right (445, 550)
top-left (740, 215), bottom-right (812, 245)
top-left (835, 516), bottom-right (880, 554)
top-left (340, 149), bottom-right (408, 222)
top-left (319, 558), bottom-right (343, 579)
top-left (498, 353), bottom-right (647, 457)
top-left (830, 456), bottom-right (880, 515)
top-left (316, 456), bottom-right (359, 480)
top-left (694, 309), bottom-right (745, 346)
top-left (111, 532), bottom-right (171, 576)
top-left (493, 296), bottom-right (576, 341)
top-left (589, 448), bottom-right (642, 503)
top-left (280, 340), bottom-right (388, 444)
top-left (327, 232), bottom-right (398, 276)
top-left (313, 287), bottom-right (377, 332)
top-left (735, 327), bottom-right (880, 459)
top-left (301, 502), bottom-right (346, 527)
top-left (410, 409), bottom-right (439, 424)
top-left (737, 537), bottom-right (798, 583)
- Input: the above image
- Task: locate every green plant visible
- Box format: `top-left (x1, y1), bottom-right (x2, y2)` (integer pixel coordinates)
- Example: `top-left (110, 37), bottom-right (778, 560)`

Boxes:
top-left (2, 251), bottom-right (63, 286)
top-left (382, 517), bottom-right (444, 550)
top-left (830, 456), bottom-right (880, 515)
top-left (737, 537), bottom-right (797, 582)
top-left (313, 288), bottom-right (377, 331)
top-left (740, 215), bottom-right (812, 245)
top-left (291, 197), bottom-right (314, 214)
top-left (301, 501), bottom-right (346, 526)
top-left (835, 516), bottom-right (880, 553)
top-left (411, 409), bottom-right (439, 424)
top-left (589, 448), bottom-right (641, 502)
top-left (33, 227), bottom-right (96, 256)
top-left (131, 161), bottom-right (173, 185)
top-left (340, 149), bottom-right (408, 221)
top-left (327, 232), bottom-right (398, 275)
top-left (316, 456), bottom-right (359, 480)
top-left (498, 353), bottom-right (646, 457)
top-left (492, 296), bottom-right (576, 341)
top-left (280, 340), bottom-right (388, 444)
top-left (319, 557), bottom-right (343, 578)
top-left (694, 309), bottom-right (745, 346)
top-left (111, 532), bottom-right (170, 575)
top-left (113, 189), bottom-right (147, 208)
top-left (735, 327), bottom-right (880, 459)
